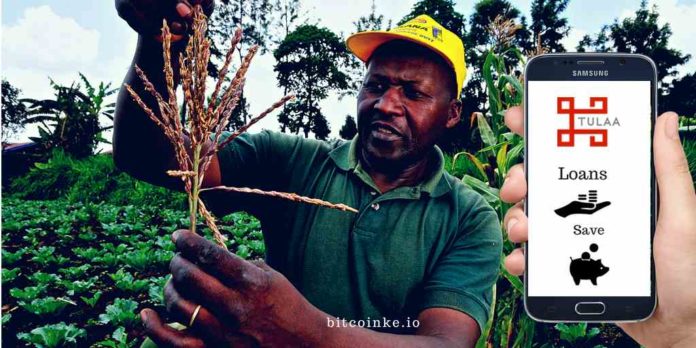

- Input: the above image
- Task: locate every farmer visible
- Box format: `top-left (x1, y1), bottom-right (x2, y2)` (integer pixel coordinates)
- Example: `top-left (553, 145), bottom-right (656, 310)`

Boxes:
top-left (114, 1), bottom-right (696, 348)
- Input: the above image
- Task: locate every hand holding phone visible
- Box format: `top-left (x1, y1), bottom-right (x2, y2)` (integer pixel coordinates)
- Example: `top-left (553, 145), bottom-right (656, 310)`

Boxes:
top-left (500, 108), bottom-right (696, 346)
top-left (521, 54), bottom-right (657, 322)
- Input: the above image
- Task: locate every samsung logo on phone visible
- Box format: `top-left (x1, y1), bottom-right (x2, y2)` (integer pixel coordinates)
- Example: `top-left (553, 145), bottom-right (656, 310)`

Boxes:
top-left (572, 70), bottom-right (609, 77)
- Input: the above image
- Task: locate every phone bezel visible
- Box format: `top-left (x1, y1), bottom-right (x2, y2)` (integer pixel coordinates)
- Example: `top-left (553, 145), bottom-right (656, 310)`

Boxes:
top-left (523, 53), bottom-right (657, 322)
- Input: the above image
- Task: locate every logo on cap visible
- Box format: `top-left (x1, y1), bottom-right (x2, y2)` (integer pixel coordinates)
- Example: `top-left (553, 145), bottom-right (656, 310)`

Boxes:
top-left (432, 27), bottom-right (442, 40)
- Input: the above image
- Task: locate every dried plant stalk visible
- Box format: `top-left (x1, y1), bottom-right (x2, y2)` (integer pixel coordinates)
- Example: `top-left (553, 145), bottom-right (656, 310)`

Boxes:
top-left (200, 186), bottom-right (359, 213)
top-left (124, 6), bottom-right (356, 249)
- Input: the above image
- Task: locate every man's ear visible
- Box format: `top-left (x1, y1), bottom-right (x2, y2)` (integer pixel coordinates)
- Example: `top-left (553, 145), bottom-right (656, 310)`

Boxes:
top-left (446, 99), bottom-right (462, 129)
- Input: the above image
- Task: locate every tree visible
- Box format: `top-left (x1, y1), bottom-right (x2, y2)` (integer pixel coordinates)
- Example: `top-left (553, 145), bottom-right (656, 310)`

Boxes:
top-left (529, 0), bottom-right (570, 52)
top-left (272, 0), bottom-right (303, 38)
top-left (22, 74), bottom-right (116, 159)
top-left (354, 0), bottom-right (391, 32)
top-left (207, 0), bottom-right (275, 127)
top-left (209, 0), bottom-right (273, 58)
top-left (346, 0), bottom-right (392, 96)
top-left (662, 72), bottom-right (696, 117)
top-left (399, 0), bottom-right (466, 38)
top-left (274, 25), bottom-right (352, 139)
top-left (1, 80), bottom-right (28, 142)
top-left (577, 0), bottom-right (690, 94)
top-left (311, 112), bottom-right (331, 140)
top-left (339, 115), bottom-right (358, 140)
top-left (576, 28), bottom-right (611, 52)
top-left (271, 0), bottom-right (305, 132)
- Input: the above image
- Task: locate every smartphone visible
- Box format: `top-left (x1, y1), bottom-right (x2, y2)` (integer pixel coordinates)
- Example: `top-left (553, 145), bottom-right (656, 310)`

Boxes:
top-left (524, 53), bottom-right (657, 322)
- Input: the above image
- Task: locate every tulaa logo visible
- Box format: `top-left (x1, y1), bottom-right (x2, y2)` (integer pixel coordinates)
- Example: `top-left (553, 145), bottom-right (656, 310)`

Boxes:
top-left (556, 96), bottom-right (621, 147)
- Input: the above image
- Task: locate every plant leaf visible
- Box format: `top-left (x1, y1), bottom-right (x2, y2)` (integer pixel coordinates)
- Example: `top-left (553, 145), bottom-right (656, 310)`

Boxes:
top-left (496, 142), bottom-right (509, 179)
top-left (461, 175), bottom-right (499, 204)
top-left (477, 113), bottom-right (497, 149)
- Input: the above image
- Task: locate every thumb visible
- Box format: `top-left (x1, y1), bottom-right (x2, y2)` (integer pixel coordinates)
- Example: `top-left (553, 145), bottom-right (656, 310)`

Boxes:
top-left (653, 112), bottom-right (696, 221)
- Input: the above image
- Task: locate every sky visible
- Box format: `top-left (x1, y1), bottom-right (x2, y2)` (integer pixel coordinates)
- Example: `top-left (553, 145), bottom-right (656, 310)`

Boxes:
top-left (2, 0), bottom-right (695, 144)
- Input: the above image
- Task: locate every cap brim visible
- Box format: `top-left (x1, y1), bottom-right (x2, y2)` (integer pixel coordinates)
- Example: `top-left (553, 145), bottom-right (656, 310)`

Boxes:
top-left (346, 31), bottom-right (438, 63)
top-left (346, 31), bottom-right (457, 74)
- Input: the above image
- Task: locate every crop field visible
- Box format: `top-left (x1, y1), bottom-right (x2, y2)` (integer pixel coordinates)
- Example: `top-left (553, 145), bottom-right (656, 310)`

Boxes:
top-left (1, 198), bottom-right (264, 347)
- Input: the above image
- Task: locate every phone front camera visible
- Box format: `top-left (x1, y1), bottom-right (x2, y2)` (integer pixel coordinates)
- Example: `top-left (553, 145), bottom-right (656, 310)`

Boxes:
top-left (619, 58), bottom-right (626, 65)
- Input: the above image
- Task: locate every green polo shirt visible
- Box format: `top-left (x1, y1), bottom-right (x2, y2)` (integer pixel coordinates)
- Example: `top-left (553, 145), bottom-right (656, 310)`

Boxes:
top-left (203, 130), bottom-right (502, 334)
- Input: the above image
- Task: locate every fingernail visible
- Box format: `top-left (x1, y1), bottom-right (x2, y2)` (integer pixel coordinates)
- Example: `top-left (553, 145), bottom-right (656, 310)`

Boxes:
top-left (664, 112), bottom-right (679, 140)
top-left (172, 230), bottom-right (182, 242)
top-left (507, 218), bottom-right (518, 233)
top-left (176, 3), bottom-right (192, 17)
top-left (140, 309), bottom-right (148, 321)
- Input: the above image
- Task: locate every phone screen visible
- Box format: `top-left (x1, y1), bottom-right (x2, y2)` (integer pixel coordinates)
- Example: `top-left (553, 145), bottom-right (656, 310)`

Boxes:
top-left (527, 80), bottom-right (652, 297)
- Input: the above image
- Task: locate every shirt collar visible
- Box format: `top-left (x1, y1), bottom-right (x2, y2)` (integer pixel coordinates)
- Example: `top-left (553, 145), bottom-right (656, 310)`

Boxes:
top-left (328, 136), bottom-right (452, 198)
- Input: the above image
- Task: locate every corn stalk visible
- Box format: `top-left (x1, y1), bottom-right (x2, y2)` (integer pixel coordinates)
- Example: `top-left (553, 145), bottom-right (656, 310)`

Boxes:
top-left (124, 6), bottom-right (355, 249)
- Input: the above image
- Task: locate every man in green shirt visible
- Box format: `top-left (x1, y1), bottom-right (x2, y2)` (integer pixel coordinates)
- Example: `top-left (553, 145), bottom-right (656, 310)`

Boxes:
top-left (114, 1), bottom-right (501, 347)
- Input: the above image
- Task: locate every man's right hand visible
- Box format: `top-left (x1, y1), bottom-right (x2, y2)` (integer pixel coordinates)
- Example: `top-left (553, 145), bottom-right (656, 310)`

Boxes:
top-left (115, 0), bottom-right (215, 42)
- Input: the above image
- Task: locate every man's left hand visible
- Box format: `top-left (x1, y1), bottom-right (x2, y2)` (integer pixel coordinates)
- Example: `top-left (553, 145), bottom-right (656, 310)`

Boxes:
top-left (141, 230), bottom-right (325, 347)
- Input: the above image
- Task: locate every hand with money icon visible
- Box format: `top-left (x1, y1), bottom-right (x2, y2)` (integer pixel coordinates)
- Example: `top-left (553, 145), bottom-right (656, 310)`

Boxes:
top-left (555, 190), bottom-right (611, 218)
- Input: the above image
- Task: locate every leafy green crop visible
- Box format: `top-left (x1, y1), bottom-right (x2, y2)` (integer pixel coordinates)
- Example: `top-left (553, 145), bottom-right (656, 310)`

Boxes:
top-left (78, 231), bottom-right (98, 242)
top-left (10, 285), bottom-right (47, 301)
top-left (109, 269), bottom-right (149, 293)
top-left (17, 322), bottom-right (86, 348)
top-left (59, 264), bottom-right (91, 279)
top-left (2, 313), bottom-right (12, 326)
top-left (30, 272), bottom-right (62, 286)
top-left (555, 323), bottom-right (602, 345)
top-left (122, 248), bottom-right (170, 271)
top-left (147, 276), bottom-right (169, 305)
top-left (23, 227), bottom-right (47, 246)
top-left (99, 298), bottom-right (139, 328)
top-left (73, 247), bottom-right (100, 259)
top-left (95, 327), bottom-right (136, 348)
top-left (2, 248), bottom-right (27, 266)
top-left (2, 268), bottom-right (21, 284)
top-left (31, 246), bottom-right (58, 266)
top-left (2, 197), bottom-right (264, 345)
top-left (80, 291), bottom-right (102, 308)
top-left (94, 252), bottom-right (121, 267)
top-left (235, 244), bottom-right (251, 259)
top-left (62, 277), bottom-right (97, 295)
top-left (20, 297), bottom-right (72, 317)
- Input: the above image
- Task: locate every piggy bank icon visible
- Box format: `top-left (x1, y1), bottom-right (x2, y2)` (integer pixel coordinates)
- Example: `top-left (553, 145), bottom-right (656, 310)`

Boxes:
top-left (569, 254), bottom-right (609, 285)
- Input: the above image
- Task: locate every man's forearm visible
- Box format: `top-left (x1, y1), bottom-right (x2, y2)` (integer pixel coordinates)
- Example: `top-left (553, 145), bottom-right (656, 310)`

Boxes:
top-left (112, 35), bottom-right (185, 188)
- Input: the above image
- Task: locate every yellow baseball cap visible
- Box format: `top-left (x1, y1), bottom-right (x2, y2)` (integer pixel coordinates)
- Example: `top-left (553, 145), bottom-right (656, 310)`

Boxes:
top-left (346, 14), bottom-right (467, 99)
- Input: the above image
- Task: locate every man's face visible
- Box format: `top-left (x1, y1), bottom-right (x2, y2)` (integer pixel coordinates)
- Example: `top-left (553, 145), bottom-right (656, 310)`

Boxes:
top-left (356, 53), bottom-right (460, 169)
